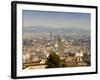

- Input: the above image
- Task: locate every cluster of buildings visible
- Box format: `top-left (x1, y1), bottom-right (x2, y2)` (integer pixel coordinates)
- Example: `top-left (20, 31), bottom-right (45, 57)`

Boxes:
top-left (22, 32), bottom-right (91, 69)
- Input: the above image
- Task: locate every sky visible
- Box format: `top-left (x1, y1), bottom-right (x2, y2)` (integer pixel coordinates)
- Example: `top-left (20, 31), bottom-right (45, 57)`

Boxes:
top-left (22, 10), bottom-right (91, 31)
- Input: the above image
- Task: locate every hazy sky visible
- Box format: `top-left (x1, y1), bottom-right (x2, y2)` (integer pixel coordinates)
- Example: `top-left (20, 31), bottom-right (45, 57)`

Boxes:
top-left (22, 10), bottom-right (91, 30)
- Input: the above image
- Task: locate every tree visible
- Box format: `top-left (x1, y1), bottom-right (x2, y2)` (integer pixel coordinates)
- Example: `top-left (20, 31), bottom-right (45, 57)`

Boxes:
top-left (46, 51), bottom-right (63, 68)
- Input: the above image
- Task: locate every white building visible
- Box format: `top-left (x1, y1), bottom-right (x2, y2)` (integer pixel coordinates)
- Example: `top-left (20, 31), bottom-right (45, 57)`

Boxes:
top-left (75, 51), bottom-right (83, 62)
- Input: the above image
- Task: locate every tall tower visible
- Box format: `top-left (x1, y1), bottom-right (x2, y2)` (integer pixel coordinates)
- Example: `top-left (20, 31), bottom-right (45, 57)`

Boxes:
top-left (50, 32), bottom-right (52, 40)
top-left (58, 36), bottom-right (65, 57)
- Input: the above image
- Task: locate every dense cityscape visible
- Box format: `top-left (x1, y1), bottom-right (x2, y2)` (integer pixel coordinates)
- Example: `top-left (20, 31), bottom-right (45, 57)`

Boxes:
top-left (22, 31), bottom-right (91, 69)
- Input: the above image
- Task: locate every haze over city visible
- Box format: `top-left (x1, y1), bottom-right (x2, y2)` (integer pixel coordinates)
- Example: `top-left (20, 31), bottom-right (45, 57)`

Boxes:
top-left (23, 10), bottom-right (91, 31)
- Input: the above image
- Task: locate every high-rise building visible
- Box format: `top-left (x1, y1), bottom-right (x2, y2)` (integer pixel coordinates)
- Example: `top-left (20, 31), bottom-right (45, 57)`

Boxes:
top-left (50, 32), bottom-right (52, 40)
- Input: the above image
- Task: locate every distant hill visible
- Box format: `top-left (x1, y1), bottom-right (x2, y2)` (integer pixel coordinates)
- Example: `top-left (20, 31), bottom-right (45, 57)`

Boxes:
top-left (23, 26), bottom-right (90, 37)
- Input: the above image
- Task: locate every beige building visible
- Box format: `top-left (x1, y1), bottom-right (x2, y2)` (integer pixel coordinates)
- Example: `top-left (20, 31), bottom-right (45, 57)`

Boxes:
top-left (58, 36), bottom-right (65, 57)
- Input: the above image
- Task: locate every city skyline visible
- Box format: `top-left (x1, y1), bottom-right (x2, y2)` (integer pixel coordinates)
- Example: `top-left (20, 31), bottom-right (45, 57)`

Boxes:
top-left (22, 10), bottom-right (91, 70)
top-left (22, 10), bottom-right (91, 31)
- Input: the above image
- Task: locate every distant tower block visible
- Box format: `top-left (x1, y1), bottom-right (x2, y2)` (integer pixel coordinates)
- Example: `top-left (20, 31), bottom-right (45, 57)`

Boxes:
top-left (50, 32), bottom-right (52, 40)
top-left (58, 36), bottom-right (65, 57)
top-left (49, 32), bottom-right (53, 40)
